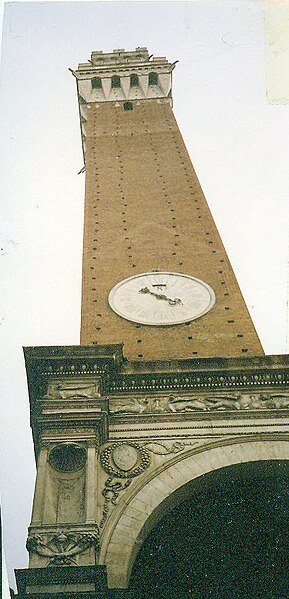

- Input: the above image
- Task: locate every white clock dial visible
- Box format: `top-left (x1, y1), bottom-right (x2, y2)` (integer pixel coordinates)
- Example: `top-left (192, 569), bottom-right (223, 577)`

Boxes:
top-left (108, 272), bottom-right (215, 326)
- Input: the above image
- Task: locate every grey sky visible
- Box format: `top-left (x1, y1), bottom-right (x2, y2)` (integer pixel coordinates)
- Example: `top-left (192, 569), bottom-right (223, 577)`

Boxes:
top-left (1, 0), bottom-right (289, 589)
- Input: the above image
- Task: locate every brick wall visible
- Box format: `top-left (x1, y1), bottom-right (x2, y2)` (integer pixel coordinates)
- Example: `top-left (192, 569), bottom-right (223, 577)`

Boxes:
top-left (81, 99), bottom-right (263, 360)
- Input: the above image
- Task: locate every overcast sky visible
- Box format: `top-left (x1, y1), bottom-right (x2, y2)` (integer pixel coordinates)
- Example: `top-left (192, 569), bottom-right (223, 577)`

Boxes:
top-left (1, 0), bottom-right (289, 590)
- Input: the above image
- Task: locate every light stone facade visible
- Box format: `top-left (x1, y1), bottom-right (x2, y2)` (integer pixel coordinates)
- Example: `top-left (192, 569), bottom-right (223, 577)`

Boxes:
top-left (22, 345), bottom-right (289, 594)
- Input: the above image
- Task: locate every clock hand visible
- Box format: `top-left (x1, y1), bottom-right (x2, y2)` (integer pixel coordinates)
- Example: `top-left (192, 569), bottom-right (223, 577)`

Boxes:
top-left (139, 287), bottom-right (183, 306)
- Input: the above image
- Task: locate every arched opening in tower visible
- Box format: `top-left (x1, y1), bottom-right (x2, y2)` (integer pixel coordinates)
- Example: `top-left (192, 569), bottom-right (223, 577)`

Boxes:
top-left (129, 460), bottom-right (289, 598)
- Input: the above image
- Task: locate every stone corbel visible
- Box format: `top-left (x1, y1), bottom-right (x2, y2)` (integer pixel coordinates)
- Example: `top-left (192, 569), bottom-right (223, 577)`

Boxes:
top-left (27, 525), bottom-right (100, 567)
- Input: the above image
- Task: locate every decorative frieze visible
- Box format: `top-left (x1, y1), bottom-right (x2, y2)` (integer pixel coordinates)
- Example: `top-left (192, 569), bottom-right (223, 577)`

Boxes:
top-left (23, 347), bottom-right (289, 461)
top-left (24, 346), bottom-right (289, 410)
top-left (109, 391), bottom-right (289, 415)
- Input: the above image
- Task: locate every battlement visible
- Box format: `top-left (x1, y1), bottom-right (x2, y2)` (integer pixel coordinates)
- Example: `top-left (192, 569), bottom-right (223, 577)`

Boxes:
top-left (77, 47), bottom-right (170, 72)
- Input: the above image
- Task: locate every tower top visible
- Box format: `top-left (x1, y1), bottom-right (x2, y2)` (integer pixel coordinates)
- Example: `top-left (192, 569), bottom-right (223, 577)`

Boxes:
top-left (73, 48), bottom-right (176, 160)
top-left (76, 46), bottom-right (174, 74)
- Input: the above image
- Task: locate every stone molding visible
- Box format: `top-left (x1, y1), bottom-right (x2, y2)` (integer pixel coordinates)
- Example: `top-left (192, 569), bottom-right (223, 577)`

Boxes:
top-left (109, 367), bottom-right (289, 394)
top-left (24, 346), bottom-right (289, 402)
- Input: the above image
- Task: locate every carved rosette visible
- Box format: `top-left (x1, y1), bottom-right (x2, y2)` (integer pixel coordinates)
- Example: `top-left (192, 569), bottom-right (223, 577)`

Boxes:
top-left (26, 528), bottom-right (100, 566)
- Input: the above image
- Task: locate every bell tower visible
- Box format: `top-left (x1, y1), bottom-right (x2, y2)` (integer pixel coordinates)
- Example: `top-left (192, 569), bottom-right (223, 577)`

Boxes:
top-left (77, 47), bottom-right (263, 360)
top-left (16, 49), bottom-right (289, 599)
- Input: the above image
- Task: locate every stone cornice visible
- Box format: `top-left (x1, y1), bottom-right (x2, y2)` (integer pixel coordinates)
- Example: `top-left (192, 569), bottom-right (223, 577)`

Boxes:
top-left (24, 345), bottom-right (289, 398)
top-left (24, 345), bottom-right (289, 456)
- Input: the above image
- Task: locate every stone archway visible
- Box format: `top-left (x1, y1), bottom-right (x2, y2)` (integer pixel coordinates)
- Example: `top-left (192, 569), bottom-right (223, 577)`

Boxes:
top-left (99, 436), bottom-right (289, 588)
top-left (129, 459), bottom-right (289, 597)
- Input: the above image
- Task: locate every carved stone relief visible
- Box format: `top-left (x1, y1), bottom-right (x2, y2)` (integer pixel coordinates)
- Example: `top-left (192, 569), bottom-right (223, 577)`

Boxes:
top-left (142, 440), bottom-right (198, 455)
top-left (110, 395), bottom-right (172, 414)
top-left (99, 440), bottom-right (196, 527)
top-left (100, 442), bottom-right (151, 527)
top-left (44, 380), bottom-right (101, 400)
top-left (109, 392), bottom-right (289, 414)
top-left (100, 442), bottom-right (151, 478)
top-left (26, 528), bottom-right (99, 566)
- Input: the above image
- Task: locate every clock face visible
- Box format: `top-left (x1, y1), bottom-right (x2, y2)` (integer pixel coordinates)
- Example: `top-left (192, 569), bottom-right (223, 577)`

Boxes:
top-left (108, 272), bottom-right (215, 326)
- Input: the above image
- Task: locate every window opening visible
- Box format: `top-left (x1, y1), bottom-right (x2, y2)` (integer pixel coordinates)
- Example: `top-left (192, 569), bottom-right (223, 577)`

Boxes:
top-left (130, 74), bottom-right (138, 87)
top-left (112, 75), bottom-right (121, 88)
top-left (91, 77), bottom-right (102, 89)
top-left (149, 72), bottom-right (158, 85)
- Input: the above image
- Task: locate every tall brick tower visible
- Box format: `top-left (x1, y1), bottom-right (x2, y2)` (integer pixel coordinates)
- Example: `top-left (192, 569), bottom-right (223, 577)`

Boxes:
top-left (78, 47), bottom-right (263, 360)
top-left (16, 49), bottom-right (289, 598)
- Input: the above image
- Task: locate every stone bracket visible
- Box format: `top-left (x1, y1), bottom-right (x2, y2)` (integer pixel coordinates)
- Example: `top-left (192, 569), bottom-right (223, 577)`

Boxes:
top-left (27, 523), bottom-right (100, 567)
